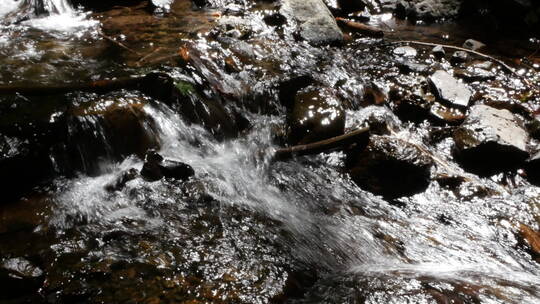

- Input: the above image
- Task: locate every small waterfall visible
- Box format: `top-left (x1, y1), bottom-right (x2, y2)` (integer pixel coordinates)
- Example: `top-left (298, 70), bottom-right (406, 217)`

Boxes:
top-left (2, 0), bottom-right (74, 23)
top-left (40, 0), bottom-right (74, 15)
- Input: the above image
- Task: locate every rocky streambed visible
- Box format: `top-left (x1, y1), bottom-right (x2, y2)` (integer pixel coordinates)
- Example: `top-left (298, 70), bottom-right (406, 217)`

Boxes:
top-left (1, 0), bottom-right (540, 303)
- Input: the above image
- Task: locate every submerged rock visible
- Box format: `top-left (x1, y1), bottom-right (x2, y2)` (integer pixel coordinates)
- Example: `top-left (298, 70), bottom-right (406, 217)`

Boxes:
top-left (453, 105), bottom-right (529, 175)
top-left (429, 70), bottom-right (472, 108)
top-left (454, 65), bottom-right (496, 83)
top-left (0, 257), bottom-right (43, 302)
top-left (347, 135), bottom-right (433, 199)
top-left (59, 101), bottom-right (161, 175)
top-left (141, 73), bottom-right (245, 140)
top-left (288, 86), bottom-right (345, 145)
top-left (432, 45), bottom-right (445, 58)
top-left (280, 0), bottom-right (343, 45)
top-left (396, 0), bottom-right (462, 20)
top-left (463, 39), bottom-right (486, 51)
top-left (141, 150), bottom-right (194, 182)
top-left (524, 152), bottom-right (540, 186)
top-left (450, 51), bottom-right (469, 65)
top-left (393, 46), bottom-right (417, 58)
top-left (1, 258), bottom-right (43, 278)
top-left (0, 134), bottom-right (53, 203)
top-left (105, 168), bottom-right (139, 192)
top-left (346, 106), bottom-right (401, 135)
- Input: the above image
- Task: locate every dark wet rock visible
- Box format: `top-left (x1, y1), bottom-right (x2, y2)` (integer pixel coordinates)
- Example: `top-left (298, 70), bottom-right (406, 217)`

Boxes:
top-left (336, 0), bottom-right (366, 14)
top-left (224, 55), bottom-right (241, 74)
top-left (140, 73), bottom-right (244, 140)
top-left (450, 50), bottom-right (469, 65)
top-left (432, 45), bottom-right (445, 58)
top-left (517, 223), bottom-right (540, 261)
top-left (428, 70), bottom-right (472, 108)
top-left (216, 16), bottom-right (254, 40)
top-left (279, 76), bottom-right (315, 109)
top-left (105, 168), bottom-right (139, 192)
top-left (346, 106), bottom-right (401, 135)
top-left (347, 9), bottom-right (372, 22)
top-left (59, 101), bottom-right (161, 175)
top-left (389, 81), bottom-right (434, 123)
top-left (393, 46), bottom-right (417, 57)
top-left (347, 135), bottom-right (433, 199)
top-left (0, 257), bottom-right (43, 302)
top-left (141, 150), bottom-right (194, 182)
top-left (361, 83), bottom-right (388, 106)
top-left (429, 102), bottom-right (466, 124)
top-left (395, 0), bottom-right (462, 20)
top-left (0, 134), bottom-right (53, 203)
top-left (453, 105), bottom-right (529, 175)
top-left (1, 258), bottom-right (43, 278)
top-left (280, 0), bottom-right (343, 46)
top-left (398, 60), bottom-right (429, 74)
top-left (460, 1), bottom-right (540, 36)
top-left (263, 12), bottom-right (287, 27)
top-left (524, 152), bottom-right (540, 186)
top-left (463, 39), bottom-right (485, 51)
top-left (454, 66), bottom-right (496, 83)
top-left (288, 86), bottom-right (345, 145)
top-left (527, 115), bottom-right (540, 140)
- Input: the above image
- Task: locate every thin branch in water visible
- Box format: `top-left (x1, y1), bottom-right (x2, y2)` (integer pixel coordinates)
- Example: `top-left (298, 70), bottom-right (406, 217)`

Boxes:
top-left (136, 47), bottom-right (164, 66)
top-left (98, 29), bottom-right (141, 56)
top-left (392, 40), bottom-right (538, 90)
top-left (273, 127), bottom-right (370, 160)
top-left (336, 17), bottom-right (384, 38)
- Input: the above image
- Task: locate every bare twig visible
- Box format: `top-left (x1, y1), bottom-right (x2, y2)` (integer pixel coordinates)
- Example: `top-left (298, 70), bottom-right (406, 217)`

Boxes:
top-left (136, 47), bottom-right (164, 65)
top-left (98, 29), bottom-right (141, 56)
top-left (336, 17), bottom-right (384, 38)
top-left (273, 127), bottom-right (370, 160)
top-left (392, 40), bottom-right (538, 89)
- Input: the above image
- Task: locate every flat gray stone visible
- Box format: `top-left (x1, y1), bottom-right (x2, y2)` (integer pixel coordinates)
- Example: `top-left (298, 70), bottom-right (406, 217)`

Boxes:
top-left (429, 70), bottom-right (472, 108)
top-left (455, 105), bottom-right (528, 152)
top-left (453, 105), bottom-right (530, 175)
top-left (281, 0), bottom-right (343, 46)
top-left (393, 46), bottom-right (417, 57)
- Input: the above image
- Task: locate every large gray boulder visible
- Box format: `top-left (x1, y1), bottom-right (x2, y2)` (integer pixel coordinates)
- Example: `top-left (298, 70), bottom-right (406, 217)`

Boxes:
top-left (281, 0), bottom-right (343, 46)
top-left (453, 105), bottom-right (529, 175)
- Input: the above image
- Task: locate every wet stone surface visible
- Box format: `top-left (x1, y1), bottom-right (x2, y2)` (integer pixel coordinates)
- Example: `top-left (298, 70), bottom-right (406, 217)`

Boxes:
top-left (281, 0), bottom-right (343, 46)
top-left (288, 85), bottom-right (345, 145)
top-left (429, 70), bottom-right (472, 108)
top-left (454, 104), bottom-right (530, 175)
top-left (347, 135), bottom-right (433, 199)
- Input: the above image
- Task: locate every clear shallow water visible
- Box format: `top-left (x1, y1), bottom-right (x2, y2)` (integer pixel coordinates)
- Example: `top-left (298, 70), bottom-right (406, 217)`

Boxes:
top-left (1, 0), bottom-right (540, 303)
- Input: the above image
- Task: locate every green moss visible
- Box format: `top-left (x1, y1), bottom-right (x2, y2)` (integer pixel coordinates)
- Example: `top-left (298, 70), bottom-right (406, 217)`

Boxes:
top-left (175, 81), bottom-right (195, 96)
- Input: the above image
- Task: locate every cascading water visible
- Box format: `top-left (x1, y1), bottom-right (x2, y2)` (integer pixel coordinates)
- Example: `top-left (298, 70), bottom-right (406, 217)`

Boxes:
top-left (1, 0), bottom-right (540, 303)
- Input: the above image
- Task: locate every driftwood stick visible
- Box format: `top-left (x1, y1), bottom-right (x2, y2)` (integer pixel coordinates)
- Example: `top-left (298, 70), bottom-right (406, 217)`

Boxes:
top-left (0, 77), bottom-right (144, 96)
top-left (392, 40), bottom-right (538, 89)
top-left (274, 127), bottom-right (370, 160)
top-left (336, 17), bottom-right (384, 38)
top-left (98, 30), bottom-right (141, 56)
top-left (136, 46), bottom-right (164, 65)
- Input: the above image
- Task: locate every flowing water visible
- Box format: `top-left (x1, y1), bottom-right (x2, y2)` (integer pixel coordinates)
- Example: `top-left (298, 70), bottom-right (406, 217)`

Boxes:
top-left (1, 0), bottom-right (540, 303)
